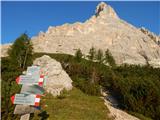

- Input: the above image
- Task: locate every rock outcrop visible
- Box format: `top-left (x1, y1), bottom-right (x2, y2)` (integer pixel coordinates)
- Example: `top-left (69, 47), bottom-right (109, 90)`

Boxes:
top-left (1, 44), bottom-right (11, 57)
top-left (1, 2), bottom-right (160, 67)
top-left (33, 55), bottom-right (73, 96)
top-left (140, 27), bottom-right (160, 45)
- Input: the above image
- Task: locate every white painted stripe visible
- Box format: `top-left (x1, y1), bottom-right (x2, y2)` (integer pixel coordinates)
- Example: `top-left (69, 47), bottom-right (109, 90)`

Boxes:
top-left (35, 98), bottom-right (40, 103)
top-left (39, 78), bottom-right (43, 82)
top-left (34, 95), bottom-right (36, 98)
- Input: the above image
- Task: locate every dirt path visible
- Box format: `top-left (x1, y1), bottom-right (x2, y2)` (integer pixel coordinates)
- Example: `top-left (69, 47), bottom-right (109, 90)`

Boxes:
top-left (102, 91), bottom-right (140, 120)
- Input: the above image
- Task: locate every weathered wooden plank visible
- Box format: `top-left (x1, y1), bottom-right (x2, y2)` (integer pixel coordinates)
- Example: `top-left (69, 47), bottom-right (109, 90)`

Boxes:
top-left (21, 85), bottom-right (45, 95)
top-left (11, 94), bottom-right (40, 106)
top-left (17, 75), bottom-right (40, 84)
top-left (14, 105), bottom-right (38, 115)
top-left (27, 66), bottom-right (40, 75)
top-left (16, 75), bottom-right (45, 87)
top-left (20, 114), bottom-right (30, 120)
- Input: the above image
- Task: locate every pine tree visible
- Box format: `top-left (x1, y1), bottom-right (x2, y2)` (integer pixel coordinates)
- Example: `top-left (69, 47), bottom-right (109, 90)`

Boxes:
top-left (8, 33), bottom-right (33, 69)
top-left (88, 47), bottom-right (96, 61)
top-left (104, 49), bottom-right (116, 67)
top-left (75, 49), bottom-right (83, 62)
top-left (2, 33), bottom-right (33, 119)
top-left (96, 49), bottom-right (103, 63)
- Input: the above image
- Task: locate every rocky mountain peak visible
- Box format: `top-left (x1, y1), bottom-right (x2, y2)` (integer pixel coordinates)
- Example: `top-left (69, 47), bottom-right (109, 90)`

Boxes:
top-left (1, 2), bottom-right (160, 67)
top-left (95, 2), bottom-right (119, 19)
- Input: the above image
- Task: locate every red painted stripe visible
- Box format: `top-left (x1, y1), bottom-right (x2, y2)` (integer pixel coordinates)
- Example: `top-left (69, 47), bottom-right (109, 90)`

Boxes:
top-left (16, 77), bottom-right (20, 84)
top-left (40, 75), bottom-right (44, 78)
top-left (36, 95), bottom-right (41, 98)
top-left (38, 82), bottom-right (43, 86)
top-left (34, 102), bottom-right (40, 106)
top-left (10, 95), bottom-right (15, 104)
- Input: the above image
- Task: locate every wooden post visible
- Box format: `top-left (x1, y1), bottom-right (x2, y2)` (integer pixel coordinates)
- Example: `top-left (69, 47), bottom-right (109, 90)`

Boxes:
top-left (20, 114), bottom-right (30, 120)
top-left (14, 105), bottom-right (37, 115)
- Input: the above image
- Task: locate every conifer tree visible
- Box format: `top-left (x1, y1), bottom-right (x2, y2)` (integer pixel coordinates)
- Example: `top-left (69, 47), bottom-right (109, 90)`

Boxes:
top-left (88, 46), bottom-right (96, 61)
top-left (2, 33), bottom-right (33, 119)
top-left (8, 33), bottom-right (33, 69)
top-left (104, 49), bottom-right (116, 67)
top-left (96, 49), bottom-right (103, 63)
top-left (75, 49), bottom-right (83, 62)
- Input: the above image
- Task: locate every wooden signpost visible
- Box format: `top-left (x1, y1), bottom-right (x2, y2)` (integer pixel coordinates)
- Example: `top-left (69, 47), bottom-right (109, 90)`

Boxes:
top-left (11, 66), bottom-right (46, 120)
top-left (11, 94), bottom-right (41, 106)
top-left (21, 85), bottom-right (45, 95)
top-left (16, 75), bottom-right (44, 86)
top-left (27, 66), bottom-right (40, 75)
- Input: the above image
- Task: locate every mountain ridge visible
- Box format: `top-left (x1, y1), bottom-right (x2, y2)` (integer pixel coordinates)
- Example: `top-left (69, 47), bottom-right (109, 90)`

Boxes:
top-left (1, 2), bottom-right (160, 67)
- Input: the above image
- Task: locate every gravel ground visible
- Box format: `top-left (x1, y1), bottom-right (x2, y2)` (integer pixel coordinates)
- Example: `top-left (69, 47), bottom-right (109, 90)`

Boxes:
top-left (102, 91), bottom-right (140, 120)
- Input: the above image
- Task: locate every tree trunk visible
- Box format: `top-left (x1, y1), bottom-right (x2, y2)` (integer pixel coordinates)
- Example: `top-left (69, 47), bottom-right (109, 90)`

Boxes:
top-left (23, 48), bottom-right (28, 69)
top-left (91, 67), bottom-right (96, 84)
top-left (18, 55), bottom-right (22, 68)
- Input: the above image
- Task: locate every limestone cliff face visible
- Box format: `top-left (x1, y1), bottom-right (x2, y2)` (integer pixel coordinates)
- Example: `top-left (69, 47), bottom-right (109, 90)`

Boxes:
top-left (2, 2), bottom-right (160, 67)
top-left (139, 27), bottom-right (160, 45)
top-left (1, 44), bottom-right (12, 57)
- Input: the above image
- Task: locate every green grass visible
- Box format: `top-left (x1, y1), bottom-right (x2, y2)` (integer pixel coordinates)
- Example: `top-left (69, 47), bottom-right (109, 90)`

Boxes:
top-left (32, 53), bottom-right (160, 119)
top-left (31, 88), bottom-right (112, 120)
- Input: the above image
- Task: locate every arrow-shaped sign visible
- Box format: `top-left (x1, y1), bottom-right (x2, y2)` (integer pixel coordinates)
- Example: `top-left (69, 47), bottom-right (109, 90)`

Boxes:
top-left (27, 66), bottom-right (41, 75)
top-left (16, 75), bottom-right (44, 86)
top-left (21, 85), bottom-right (45, 95)
top-left (11, 94), bottom-right (41, 106)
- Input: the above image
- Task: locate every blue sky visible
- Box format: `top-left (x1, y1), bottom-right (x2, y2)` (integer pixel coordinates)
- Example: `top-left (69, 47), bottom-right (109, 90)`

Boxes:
top-left (1, 1), bottom-right (160, 44)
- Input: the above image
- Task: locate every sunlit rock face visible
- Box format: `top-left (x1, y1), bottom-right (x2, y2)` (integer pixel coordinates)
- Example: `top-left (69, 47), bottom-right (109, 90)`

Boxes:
top-left (1, 44), bottom-right (11, 57)
top-left (2, 2), bottom-right (160, 67)
top-left (33, 55), bottom-right (73, 96)
top-left (95, 2), bottom-right (119, 19)
top-left (139, 27), bottom-right (160, 45)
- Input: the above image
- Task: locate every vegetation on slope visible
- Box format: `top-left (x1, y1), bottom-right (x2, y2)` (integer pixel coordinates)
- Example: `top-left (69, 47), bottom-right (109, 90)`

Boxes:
top-left (1, 35), bottom-right (111, 120)
top-left (34, 48), bottom-right (160, 120)
top-left (31, 88), bottom-right (111, 120)
top-left (2, 33), bottom-right (160, 120)
top-left (111, 65), bottom-right (160, 119)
